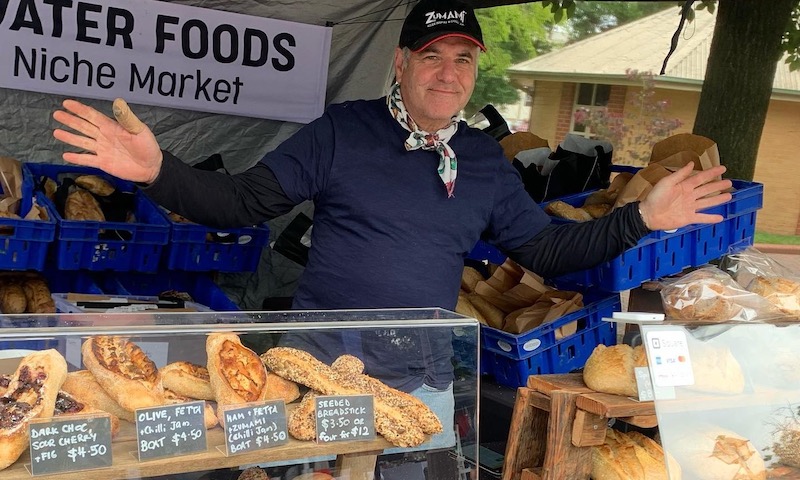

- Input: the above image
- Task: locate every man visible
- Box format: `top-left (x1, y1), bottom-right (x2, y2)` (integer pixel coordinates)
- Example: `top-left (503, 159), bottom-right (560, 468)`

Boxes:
top-left (52, 0), bottom-right (731, 452)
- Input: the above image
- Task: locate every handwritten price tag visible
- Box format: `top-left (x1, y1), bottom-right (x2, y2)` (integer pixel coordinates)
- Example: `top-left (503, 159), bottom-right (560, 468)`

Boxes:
top-left (29, 415), bottom-right (112, 476)
top-left (222, 400), bottom-right (288, 455)
top-left (135, 401), bottom-right (207, 461)
top-left (314, 395), bottom-right (375, 444)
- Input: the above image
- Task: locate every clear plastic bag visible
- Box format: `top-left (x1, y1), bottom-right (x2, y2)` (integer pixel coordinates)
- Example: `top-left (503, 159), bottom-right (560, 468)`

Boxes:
top-left (660, 266), bottom-right (777, 322)
top-left (720, 246), bottom-right (800, 317)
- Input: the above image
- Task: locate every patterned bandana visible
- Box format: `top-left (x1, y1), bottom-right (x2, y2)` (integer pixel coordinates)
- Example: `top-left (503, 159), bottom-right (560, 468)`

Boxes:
top-left (387, 83), bottom-right (460, 198)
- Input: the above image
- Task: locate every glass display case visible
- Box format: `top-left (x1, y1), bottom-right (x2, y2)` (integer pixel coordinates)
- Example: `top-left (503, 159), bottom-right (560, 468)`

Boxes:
top-left (0, 309), bottom-right (479, 480)
top-left (641, 320), bottom-right (800, 479)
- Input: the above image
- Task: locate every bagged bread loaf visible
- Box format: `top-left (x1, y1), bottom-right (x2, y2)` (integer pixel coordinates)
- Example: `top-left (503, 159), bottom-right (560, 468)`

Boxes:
top-left (583, 344), bottom-right (648, 397)
top-left (669, 425), bottom-right (766, 480)
top-left (660, 267), bottom-right (774, 322)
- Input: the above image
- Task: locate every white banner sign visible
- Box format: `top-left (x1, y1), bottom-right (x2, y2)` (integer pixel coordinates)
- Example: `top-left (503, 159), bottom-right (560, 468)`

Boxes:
top-left (0, 0), bottom-right (332, 123)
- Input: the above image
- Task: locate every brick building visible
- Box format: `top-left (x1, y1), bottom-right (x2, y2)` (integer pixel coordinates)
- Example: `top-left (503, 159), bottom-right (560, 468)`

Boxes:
top-left (507, 8), bottom-right (800, 236)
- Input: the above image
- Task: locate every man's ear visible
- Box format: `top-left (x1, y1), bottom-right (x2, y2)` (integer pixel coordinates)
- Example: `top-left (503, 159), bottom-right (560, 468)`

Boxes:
top-left (393, 47), bottom-right (405, 82)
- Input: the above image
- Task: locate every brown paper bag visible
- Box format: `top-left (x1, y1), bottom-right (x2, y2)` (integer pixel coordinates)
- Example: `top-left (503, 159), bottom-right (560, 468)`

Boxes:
top-left (541, 292), bottom-right (584, 339)
top-left (500, 132), bottom-right (550, 162)
top-left (614, 133), bottom-right (723, 210)
top-left (0, 157), bottom-right (22, 215)
top-left (502, 302), bottom-right (551, 334)
top-left (648, 133), bottom-right (720, 172)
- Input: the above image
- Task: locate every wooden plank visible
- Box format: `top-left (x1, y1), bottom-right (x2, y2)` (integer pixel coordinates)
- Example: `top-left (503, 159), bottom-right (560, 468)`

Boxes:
top-left (540, 390), bottom-right (592, 480)
top-left (571, 410), bottom-right (607, 447)
top-left (617, 415), bottom-right (659, 429)
top-left (501, 388), bottom-right (549, 480)
top-left (3, 427), bottom-right (394, 480)
top-left (527, 391), bottom-right (552, 412)
top-left (575, 392), bottom-right (655, 418)
top-left (520, 468), bottom-right (543, 480)
top-left (527, 374), bottom-right (591, 394)
top-left (335, 450), bottom-right (381, 480)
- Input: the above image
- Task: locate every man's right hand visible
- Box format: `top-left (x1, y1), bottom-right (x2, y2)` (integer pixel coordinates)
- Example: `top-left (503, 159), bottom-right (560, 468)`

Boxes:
top-left (52, 99), bottom-right (163, 184)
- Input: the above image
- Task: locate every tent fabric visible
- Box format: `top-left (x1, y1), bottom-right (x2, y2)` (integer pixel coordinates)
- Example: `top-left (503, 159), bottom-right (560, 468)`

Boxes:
top-left (0, 0), bottom-right (414, 308)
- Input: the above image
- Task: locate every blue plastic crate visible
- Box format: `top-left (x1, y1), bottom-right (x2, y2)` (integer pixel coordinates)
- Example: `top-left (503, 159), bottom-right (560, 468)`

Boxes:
top-left (466, 240), bottom-right (507, 265)
top-left (542, 179), bottom-right (762, 291)
top-left (161, 218), bottom-right (270, 272)
top-left (0, 167), bottom-right (56, 270)
top-left (95, 271), bottom-right (240, 311)
top-left (481, 293), bottom-right (620, 389)
top-left (24, 163), bottom-right (170, 272)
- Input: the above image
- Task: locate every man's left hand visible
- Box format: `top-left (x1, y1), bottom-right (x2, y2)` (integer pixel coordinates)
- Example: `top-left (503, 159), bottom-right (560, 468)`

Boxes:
top-left (638, 163), bottom-right (733, 231)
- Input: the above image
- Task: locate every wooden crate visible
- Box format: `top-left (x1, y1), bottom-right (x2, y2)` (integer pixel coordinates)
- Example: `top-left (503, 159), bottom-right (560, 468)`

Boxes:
top-left (501, 373), bottom-right (656, 480)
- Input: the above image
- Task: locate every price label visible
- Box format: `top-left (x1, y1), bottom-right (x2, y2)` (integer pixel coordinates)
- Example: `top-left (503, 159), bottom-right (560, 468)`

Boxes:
top-left (135, 401), bottom-right (207, 461)
top-left (28, 415), bottom-right (112, 476)
top-left (314, 395), bottom-right (375, 444)
top-left (222, 400), bottom-right (288, 455)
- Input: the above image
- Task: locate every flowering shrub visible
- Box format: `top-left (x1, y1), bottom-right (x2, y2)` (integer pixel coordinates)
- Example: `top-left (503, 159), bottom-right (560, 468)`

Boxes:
top-left (574, 69), bottom-right (683, 165)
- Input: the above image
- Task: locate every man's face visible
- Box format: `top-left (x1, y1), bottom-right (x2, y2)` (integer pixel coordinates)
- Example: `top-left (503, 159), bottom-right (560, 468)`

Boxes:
top-left (394, 37), bottom-right (479, 132)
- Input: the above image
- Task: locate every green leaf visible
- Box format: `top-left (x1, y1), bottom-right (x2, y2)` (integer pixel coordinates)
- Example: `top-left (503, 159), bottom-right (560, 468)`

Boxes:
top-left (554, 8), bottom-right (564, 23)
top-left (566, 1), bottom-right (576, 18)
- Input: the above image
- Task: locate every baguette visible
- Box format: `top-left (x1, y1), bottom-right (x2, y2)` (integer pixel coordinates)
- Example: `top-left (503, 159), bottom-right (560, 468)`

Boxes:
top-left (161, 361), bottom-right (215, 401)
top-left (0, 349), bottom-right (67, 471)
top-left (81, 336), bottom-right (164, 412)
top-left (331, 354), bottom-right (442, 435)
top-left (262, 347), bottom-right (426, 447)
top-left (287, 390), bottom-right (319, 441)
top-left (206, 333), bottom-right (268, 408)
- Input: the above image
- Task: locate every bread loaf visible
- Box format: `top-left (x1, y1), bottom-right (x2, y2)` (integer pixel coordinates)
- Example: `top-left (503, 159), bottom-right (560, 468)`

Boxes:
top-left (591, 428), bottom-right (678, 480)
top-left (21, 275), bottom-right (55, 314)
top-left (670, 425), bottom-right (765, 480)
top-left (207, 333), bottom-right (268, 408)
top-left (61, 370), bottom-right (134, 422)
top-left (81, 336), bottom-right (164, 412)
top-left (161, 361), bottom-right (215, 401)
top-left (54, 390), bottom-right (121, 438)
top-left (0, 279), bottom-right (26, 314)
top-left (747, 276), bottom-right (800, 316)
top-left (583, 344), bottom-right (648, 397)
top-left (0, 350), bottom-right (68, 470)
top-left (75, 175), bottom-right (115, 197)
top-left (163, 389), bottom-right (218, 429)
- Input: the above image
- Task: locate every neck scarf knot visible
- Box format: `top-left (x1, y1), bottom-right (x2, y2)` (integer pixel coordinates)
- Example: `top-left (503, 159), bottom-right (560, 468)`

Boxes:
top-left (387, 83), bottom-right (459, 198)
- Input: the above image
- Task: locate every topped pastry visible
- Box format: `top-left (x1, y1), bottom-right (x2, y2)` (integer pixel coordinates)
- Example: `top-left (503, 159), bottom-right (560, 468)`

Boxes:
top-left (82, 336), bottom-right (164, 412)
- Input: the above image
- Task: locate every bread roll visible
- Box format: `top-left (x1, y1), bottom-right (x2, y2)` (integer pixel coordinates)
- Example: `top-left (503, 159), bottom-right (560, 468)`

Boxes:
top-left (583, 344), bottom-right (648, 397)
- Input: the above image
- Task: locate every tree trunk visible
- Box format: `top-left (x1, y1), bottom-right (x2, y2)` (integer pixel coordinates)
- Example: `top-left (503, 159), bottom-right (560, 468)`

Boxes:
top-left (692, 0), bottom-right (798, 180)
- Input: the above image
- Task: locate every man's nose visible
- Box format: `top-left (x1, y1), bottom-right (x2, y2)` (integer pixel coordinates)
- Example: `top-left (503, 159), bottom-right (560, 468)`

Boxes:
top-left (437, 61), bottom-right (457, 81)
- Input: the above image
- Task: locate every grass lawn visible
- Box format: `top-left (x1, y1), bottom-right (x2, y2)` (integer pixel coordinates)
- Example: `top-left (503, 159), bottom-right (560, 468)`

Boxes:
top-left (755, 232), bottom-right (800, 245)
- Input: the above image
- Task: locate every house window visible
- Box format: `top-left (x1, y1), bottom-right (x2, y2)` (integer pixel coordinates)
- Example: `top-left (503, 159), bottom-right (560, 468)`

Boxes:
top-left (571, 83), bottom-right (611, 137)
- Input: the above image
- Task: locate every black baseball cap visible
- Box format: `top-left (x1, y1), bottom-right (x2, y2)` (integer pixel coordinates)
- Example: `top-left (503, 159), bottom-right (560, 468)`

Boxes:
top-left (399, 0), bottom-right (486, 52)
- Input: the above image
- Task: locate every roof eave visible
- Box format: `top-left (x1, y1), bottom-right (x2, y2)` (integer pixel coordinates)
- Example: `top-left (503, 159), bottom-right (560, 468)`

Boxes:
top-left (507, 71), bottom-right (800, 102)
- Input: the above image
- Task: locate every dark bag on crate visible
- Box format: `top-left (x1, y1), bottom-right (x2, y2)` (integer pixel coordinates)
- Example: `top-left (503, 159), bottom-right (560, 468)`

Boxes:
top-left (513, 134), bottom-right (613, 203)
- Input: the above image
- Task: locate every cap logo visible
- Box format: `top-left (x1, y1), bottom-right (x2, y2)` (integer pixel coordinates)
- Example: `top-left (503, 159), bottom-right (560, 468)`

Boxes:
top-left (424, 10), bottom-right (467, 28)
